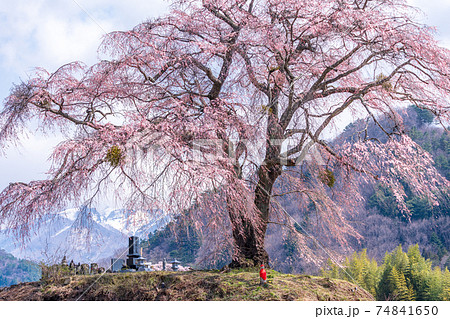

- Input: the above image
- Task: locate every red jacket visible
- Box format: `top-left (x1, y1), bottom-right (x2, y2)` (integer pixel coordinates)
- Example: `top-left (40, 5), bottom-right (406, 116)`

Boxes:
top-left (260, 267), bottom-right (267, 281)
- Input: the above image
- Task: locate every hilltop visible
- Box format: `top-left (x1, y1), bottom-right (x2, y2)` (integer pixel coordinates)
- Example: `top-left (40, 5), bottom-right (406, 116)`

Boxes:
top-left (0, 269), bottom-right (372, 301)
top-left (0, 249), bottom-right (40, 288)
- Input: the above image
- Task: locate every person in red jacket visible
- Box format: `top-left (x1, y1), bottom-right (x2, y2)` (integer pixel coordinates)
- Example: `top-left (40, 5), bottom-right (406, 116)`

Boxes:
top-left (260, 264), bottom-right (267, 285)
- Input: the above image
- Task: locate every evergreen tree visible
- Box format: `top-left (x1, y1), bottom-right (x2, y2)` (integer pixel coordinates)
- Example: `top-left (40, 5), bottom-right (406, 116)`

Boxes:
top-left (410, 105), bottom-right (435, 126)
top-left (378, 245), bottom-right (412, 300)
top-left (320, 258), bottom-right (341, 279)
top-left (321, 250), bottom-right (380, 296)
top-left (363, 259), bottom-right (380, 297)
top-left (377, 261), bottom-right (394, 300)
top-left (421, 267), bottom-right (443, 301)
top-left (441, 268), bottom-right (450, 301)
top-left (323, 245), bottom-right (449, 301)
top-left (407, 245), bottom-right (433, 300)
top-left (395, 269), bottom-right (413, 301)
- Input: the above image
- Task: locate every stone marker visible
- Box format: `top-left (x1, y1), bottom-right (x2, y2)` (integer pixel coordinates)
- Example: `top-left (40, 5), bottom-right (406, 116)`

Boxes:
top-left (80, 263), bottom-right (89, 275)
top-left (90, 263), bottom-right (98, 274)
top-left (171, 259), bottom-right (180, 271)
top-left (69, 260), bottom-right (76, 275)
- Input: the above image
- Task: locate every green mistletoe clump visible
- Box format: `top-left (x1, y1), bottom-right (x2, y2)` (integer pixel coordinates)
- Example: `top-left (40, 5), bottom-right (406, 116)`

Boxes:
top-left (376, 73), bottom-right (393, 91)
top-left (105, 145), bottom-right (123, 167)
top-left (319, 168), bottom-right (336, 188)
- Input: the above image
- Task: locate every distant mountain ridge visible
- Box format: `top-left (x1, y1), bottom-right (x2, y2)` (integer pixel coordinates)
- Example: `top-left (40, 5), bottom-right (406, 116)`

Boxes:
top-left (0, 207), bottom-right (170, 265)
top-left (0, 249), bottom-right (40, 288)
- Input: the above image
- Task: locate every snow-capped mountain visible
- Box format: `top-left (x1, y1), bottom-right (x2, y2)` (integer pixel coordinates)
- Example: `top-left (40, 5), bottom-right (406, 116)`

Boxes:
top-left (103, 208), bottom-right (170, 238)
top-left (0, 207), bottom-right (170, 264)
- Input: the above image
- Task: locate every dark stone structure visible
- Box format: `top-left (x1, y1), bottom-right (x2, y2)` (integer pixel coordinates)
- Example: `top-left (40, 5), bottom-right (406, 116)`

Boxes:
top-left (126, 236), bottom-right (140, 269)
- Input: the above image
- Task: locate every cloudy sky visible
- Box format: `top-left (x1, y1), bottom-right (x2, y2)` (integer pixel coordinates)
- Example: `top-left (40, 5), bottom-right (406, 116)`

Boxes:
top-left (0, 0), bottom-right (168, 192)
top-left (0, 0), bottom-right (449, 193)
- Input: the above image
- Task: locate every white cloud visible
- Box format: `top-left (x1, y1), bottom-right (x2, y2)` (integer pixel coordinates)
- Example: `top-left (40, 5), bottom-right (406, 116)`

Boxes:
top-left (0, 132), bottom-right (63, 190)
top-left (0, 0), bottom-right (168, 75)
top-left (408, 0), bottom-right (450, 48)
top-left (0, 0), bottom-right (168, 190)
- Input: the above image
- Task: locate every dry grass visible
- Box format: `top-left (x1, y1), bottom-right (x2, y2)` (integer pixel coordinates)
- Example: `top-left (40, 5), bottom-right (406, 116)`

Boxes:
top-left (0, 269), bottom-right (373, 301)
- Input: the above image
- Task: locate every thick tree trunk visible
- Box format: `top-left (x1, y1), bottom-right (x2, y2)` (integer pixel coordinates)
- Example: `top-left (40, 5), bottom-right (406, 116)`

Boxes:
top-left (228, 212), bottom-right (269, 268)
top-left (228, 102), bottom-right (283, 268)
top-left (228, 162), bottom-right (282, 268)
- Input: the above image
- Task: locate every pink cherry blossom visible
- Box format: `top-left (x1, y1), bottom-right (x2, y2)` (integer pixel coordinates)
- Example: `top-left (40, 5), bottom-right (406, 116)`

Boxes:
top-left (0, 0), bottom-right (448, 266)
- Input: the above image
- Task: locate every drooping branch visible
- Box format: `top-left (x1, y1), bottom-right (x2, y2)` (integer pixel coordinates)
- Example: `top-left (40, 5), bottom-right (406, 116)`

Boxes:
top-left (0, 0), bottom-right (448, 264)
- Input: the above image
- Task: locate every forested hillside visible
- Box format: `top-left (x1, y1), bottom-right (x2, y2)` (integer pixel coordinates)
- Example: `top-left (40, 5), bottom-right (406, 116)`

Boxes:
top-left (354, 106), bottom-right (450, 221)
top-left (0, 249), bottom-right (40, 287)
top-left (321, 245), bottom-right (450, 301)
top-left (144, 216), bottom-right (203, 266)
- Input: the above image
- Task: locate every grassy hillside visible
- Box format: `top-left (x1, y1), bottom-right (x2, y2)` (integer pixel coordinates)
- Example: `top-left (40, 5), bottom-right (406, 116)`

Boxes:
top-left (0, 269), bottom-right (373, 301)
